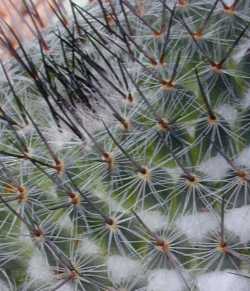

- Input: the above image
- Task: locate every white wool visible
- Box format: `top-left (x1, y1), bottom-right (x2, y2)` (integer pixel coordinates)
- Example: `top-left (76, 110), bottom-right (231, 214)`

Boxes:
top-left (199, 154), bottom-right (229, 180)
top-left (166, 167), bottom-right (183, 179)
top-left (58, 215), bottom-right (74, 230)
top-left (242, 89), bottom-right (250, 107)
top-left (186, 125), bottom-right (195, 137)
top-left (137, 211), bottom-right (167, 232)
top-left (96, 191), bottom-right (124, 212)
top-left (216, 104), bottom-right (237, 126)
top-left (225, 206), bottom-right (250, 244)
top-left (64, 0), bottom-right (89, 14)
top-left (16, 122), bottom-right (34, 136)
top-left (27, 251), bottom-right (54, 283)
top-left (236, 146), bottom-right (250, 168)
top-left (0, 280), bottom-right (10, 291)
top-left (233, 39), bottom-right (250, 63)
top-left (176, 212), bottom-right (218, 242)
top-left (47, 128), bottom-right (75, 150)
top-left (221, 0), bottom-right (234, 5)
top-left (19, 224), bottom-right (33, 246)
top-left (78, 238), bottom-right (101, 256)
top-left (56, 283), bottom-right (74, 291)
top-left (107, 255), bottom-right (142, 285)
top-left (196, 271), bottom-right (250, 291)
top-left (147, 269), bottom-right (187, 291)
top-left (46, 186), bottom-right (58, 199)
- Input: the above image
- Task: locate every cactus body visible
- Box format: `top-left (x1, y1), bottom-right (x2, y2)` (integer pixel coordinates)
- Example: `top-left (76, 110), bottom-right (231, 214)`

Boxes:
top-left (0, 0), bottom-right (250, 290)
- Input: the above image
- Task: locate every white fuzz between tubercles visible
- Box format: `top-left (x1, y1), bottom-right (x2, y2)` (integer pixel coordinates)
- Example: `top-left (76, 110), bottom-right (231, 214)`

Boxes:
top-left (242, 89), bottom-right (250, 107)
top-left (176, 212), bottom-right (219, 242)
top-left (225, 206), bottom-right (250, 244)
top-left (16, 122), bottom-right (34, 137)
top-left (64, 0), bottom-right (89, 14)
top-left (46, 127), bottom-right (76, 151)
top-left (107, 255), bottom-right (142, 285)
top-left (196, 271), bottom-right (250, 291)
top-left (27, 251), bottom-right (54, 283)
top-left (100, 195), bottom-right (124, 213)
top-left (147, 269), bottom-right (187, 291)
top-left (138, 211), bottom-right (167, 232)
top-left (0, 280), bottom-right (10, 291)
top-left (216, 104), bottom-right (238, 126)
top-left (78, 237), bottom-right (101, 256)
top-left (236, 146), bottom-right (250, 168)
top-left (19, 224), bottom-right (33, 246)
top-left (56, 283), bottom-right (74, 291)
top-left (233, 39), bottom-right (250, 63)
top-left (199, 155), bottom-right (230, 180)
top-left (58, 215), bottom-right (74, 230)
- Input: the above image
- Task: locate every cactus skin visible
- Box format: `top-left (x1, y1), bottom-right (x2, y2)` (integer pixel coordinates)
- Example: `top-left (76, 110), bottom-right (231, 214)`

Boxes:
top-left (0, 0), bottom-right (250, 290)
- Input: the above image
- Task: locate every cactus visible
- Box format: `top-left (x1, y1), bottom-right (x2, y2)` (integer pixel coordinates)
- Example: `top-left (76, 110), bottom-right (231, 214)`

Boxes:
top-left (0, 0), bottom-right (250, 290)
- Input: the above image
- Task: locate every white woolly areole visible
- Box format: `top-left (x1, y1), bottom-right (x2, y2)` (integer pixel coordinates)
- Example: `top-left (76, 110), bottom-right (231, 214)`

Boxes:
top-left (78, 237), bottom-right (101, 256)
top-left (225, 206), bottom-right (250, 244)
top-left (138, 211), bottom-right (167, 232)
top-left (221, 0), bottom-right (234, 5)
top-left (176, 212), bottom-right (219, 242)
top-left (107, 255), bottom-right (142, 285)
top-left (27, 251), bottom-right (54, 283)
top-left (196, 271), bottom-right (250, 291)
top-left (236, 146), bottom-right (250, 168)
top-left (216, 104), bottom-right (238, 126)
top-left (199, 154), bottom-right (229, 180)
top-left (147, 269), bottom-right (187, 291)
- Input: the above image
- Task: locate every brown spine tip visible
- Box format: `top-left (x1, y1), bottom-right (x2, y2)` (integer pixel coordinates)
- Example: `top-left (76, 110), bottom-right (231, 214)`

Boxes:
top-left (178, 0), bottom-right (188, 7)
top-left (183, 174), bottom-right (200, 187)
top-left (54, 159), bottom-right (65, 174)
top-left (192, 30), bottom-right (203, 40)
top-left (138, 166), bottom-right (151, 181)
top-left (210, 62), bottom-right (223, 73)
top-left (102, 152), bottom-right (114, 169)
top-left (68, 192), bottom-right (81, 205)
top-left (32, 228), bottom-right (44, 241)
top-left (223, 4), bottom-right (236, 15)
top-left (208, 114), bottom-right (218, 125)
top-left (105, 217), bottom-right (118, 231)
top-left (149, 57), bottom-right (158, 66)
top-left (158, 118), bottom-right (171, 132)
top-left (68, 270), bottom-right (79, 280)
top-left (159, 54), bottom-right (166, 65)
top-left (217, 241), bottom-right (228, 253)
top-left (17, 186), bottom-right (28, 203)
top-left (236, 170), bottom-right (250, 184)
top-left (155, 239), bottom-right (171, 253)
top-left (160, 79), bottom-right (176, 91)
top-left (127, 93), bottom-right (134, 104)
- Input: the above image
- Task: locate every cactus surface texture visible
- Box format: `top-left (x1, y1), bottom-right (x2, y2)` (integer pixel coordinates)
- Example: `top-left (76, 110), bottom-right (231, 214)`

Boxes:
top-left (0, 0), bottom-right (250, 290)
